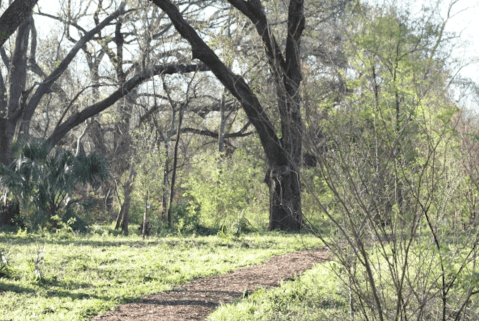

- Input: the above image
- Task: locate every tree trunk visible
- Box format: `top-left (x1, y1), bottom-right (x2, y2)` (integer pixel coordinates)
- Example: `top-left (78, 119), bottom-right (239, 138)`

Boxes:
top-left (142, 190), bottom-right (149, 238)
top-left (120, 182), bottom-right (132, 235)
top-left (128, 0), bottom-right (306, 230)
top-left (161, 141), bottom-right (169, 222)
top-left (0, 118), bottom-right (14, 166)
top-left (168, 106), bottom-right (184, 227)
top-left (115, 163), bottom-right (135, 233)
top-left (124, 0), bottom-right (305, 230)
top-left (149, 106), bottom-right (172, 225)
top-left (266, 165), bottom-right (302, 230)
top-left (0, 14), bottom-right (31, 166)
top-left (114, 200), bottom-right (124, 230)
top-left (218, 92), bottom-right (227, 153)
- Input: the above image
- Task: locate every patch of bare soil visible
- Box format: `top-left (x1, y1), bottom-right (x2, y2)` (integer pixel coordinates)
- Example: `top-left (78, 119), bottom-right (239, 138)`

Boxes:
top-left (91, 248), bottom-right (331, 321)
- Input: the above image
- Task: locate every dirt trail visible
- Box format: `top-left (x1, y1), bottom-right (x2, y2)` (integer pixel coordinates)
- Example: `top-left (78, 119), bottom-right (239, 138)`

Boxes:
top-left (92, 248), bottom-right (330, 321)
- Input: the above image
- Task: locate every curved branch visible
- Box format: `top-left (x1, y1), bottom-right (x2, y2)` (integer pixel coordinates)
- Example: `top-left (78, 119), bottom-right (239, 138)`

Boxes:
top-left (22, 2), bottom-right (127, 129)
top-left (179, 127), bottom-right (253, 139)
top-left (35, 11), bottom-right (88, 35)
top-left (0, 0), bottom-right (38, 48)
top-left (150, 0), bottom-right (285, 167)
top-left (227, 0), bottom-right (286, 76)
top-left (47, 63), bottom-right (209, 147)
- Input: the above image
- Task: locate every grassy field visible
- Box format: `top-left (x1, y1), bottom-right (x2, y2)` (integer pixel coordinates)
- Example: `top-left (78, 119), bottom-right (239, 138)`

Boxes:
top-left (0, 226), bottom-right (322, 321)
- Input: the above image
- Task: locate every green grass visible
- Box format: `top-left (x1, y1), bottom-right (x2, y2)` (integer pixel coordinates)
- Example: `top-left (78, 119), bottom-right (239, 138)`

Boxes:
top-left (207, 261), bottom-right (347, 321)
top-left (207, 235), bottom-right (479, 321)
top-left (0, 227), bottom-right (322, 320)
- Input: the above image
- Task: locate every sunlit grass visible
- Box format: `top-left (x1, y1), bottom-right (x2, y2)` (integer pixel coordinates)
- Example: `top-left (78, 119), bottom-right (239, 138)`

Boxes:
top-left (0, 227), bottom-right (321, 320)
top-left (208, 236), bottom-right (479, 321)
top-left (208, 261), bottom-right (347, 321)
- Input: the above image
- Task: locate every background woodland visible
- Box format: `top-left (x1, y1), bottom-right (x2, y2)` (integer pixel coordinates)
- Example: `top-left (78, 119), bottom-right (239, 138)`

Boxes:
top-left (1, 0), bottom-right (479, 319)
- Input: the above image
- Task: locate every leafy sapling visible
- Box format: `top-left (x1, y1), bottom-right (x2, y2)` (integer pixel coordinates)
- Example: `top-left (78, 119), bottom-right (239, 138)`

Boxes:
top-left (28, 246), bottom-right (45, 282)
top-left (0, 248), bottom-right (11, 278)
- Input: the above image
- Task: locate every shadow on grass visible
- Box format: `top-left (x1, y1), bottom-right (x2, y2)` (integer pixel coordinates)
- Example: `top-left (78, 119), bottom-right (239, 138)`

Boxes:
top-left (0, 279), bottom-right (113, 302)
top-left (0, 237), bottom-right (205, 248)
top-left (0, 282), bottom-right (36, 295)
top-left (0, 230), bottom-right (319, 268)
top-left (0, 236), bottom-right (301, 250)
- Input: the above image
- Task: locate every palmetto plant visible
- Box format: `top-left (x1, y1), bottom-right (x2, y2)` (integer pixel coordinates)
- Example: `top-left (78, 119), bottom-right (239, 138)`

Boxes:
top-left (0, 140), bottom-right (108, 226)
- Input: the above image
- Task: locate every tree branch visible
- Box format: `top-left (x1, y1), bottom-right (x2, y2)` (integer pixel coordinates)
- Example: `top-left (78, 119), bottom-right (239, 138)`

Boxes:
top-left (285, 0), bottom-right (305, 84)
top-left (179, 127), bottom-right (253, 139)
top-left (227, 0), bottom-right (287, 77)
top-left (149, 0), bottom-right (285, 167)
top-left (46, 63), bottom-right (209, 147)
top-left (22, 2), bottom-right (127, 130)
top-left (0, 0), bottom-right (38, 48)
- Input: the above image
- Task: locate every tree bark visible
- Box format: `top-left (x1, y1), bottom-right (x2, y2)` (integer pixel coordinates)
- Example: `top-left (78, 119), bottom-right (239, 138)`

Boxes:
top-left (0, 13), bottom-right (31, 166)
top-left (0, 0), bottom-right (38, 48)
top-left (0, 118), bottom-right (13, 165)
top-left (114, 199), bottom-right (124, 230)
top-left (218, 92), bottom-right (227, 153)
top-left (120, 182), bottom-right (132, 235)
top-left (168, 105), bottom-right (184, 227)
top-left (269, 0), bottom-right (305, 230)
top-left (150, 116), bottom-right (171, 224)
top-left (161, 140), bottom-right (169, 222)
top-left (150, 0), bottom-right (305, 230)
top-left (266, 166), bottom-right (302, 230)
top-left (120, 164), bottom-right (135, 235)
top-left (7, 13), bottom-right (30, 120)
top-left (142, 190), bottom-right (148, 238)
top-left (114, 162), bottom-right (135, 232)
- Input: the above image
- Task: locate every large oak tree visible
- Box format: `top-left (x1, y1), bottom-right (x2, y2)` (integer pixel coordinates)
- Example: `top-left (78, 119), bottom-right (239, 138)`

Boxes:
top-left (150, 0), bottom-right (306, 230)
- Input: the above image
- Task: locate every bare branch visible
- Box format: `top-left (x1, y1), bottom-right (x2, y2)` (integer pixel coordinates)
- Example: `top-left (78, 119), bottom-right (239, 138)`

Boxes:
top-left (47, 63), bottom-right (209, 147)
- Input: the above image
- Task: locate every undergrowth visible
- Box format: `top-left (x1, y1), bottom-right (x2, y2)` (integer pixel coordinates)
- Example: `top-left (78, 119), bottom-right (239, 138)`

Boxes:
top-left (208, 237), bottom-right (479, 320)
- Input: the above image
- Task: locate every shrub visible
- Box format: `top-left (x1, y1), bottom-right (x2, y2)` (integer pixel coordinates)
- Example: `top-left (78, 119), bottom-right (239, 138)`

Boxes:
top-left (62, 207), bottom-right (89, 233)
top-left (170, 202), bottom-right (200, 233)
top-left (0, 139), bottom-right (108, 229)
top-left (0, 248), bottom-right (12, 279)
top-left (183, 150), bottom-right (267, 229)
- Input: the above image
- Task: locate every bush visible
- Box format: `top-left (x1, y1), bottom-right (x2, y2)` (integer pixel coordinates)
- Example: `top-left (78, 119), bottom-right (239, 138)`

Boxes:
top-left (183, 150), bottom-right (267, 229)
top-left (0, 139), bottom-right (108, 229)
top-left (0, 248), bottom-right (12, 279)
top-left (170, 202), bottom-right (200, 233)
top-left (62, 207), bottom-right (89, 233)
top-left (0, 201), bottom-right (19, 226)
top-left (220, 211), bottom-right (256, 237)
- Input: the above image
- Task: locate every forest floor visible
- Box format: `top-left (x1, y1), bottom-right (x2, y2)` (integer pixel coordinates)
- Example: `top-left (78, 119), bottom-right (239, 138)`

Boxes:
top-left (91, 247), bottom-right (330, 321)
top-left (0, 229), bottom-right (325, 320)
